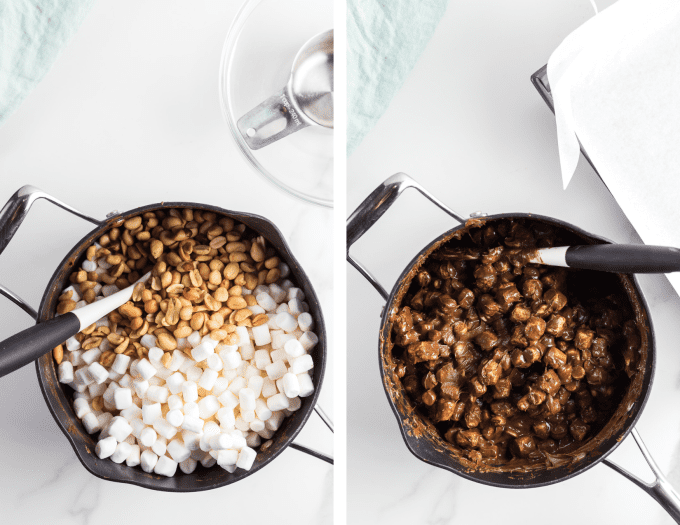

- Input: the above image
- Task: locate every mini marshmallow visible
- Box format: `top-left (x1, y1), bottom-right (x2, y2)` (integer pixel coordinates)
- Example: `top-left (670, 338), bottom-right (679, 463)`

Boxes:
top-left (267, 394), bottom-right (290, 412)
top-left (139, 334), bottom-right (157, 349)
top-left (185, 365), bottom-right (202, 382)
top-left (258, 428), bottom-right (276, 439)
top-left (252, 324), bottom-right (272, 346)
top-left (218, 390), bottom-right (238, 410)
top-left (81, 349), bottom-right (102, 365)
top-left (198, 396), bottom-right (220, 419)
top-left (142, 402), bottom-right (162, 425)
top-left (248, 376), bottom-right (264, 398)
top-left (146, 386), bottom-right (169, 403)
top-left (284, 338), bottom-right (305, 359)
top-left (256, 292), bottom-right (277, 312)
top-left (230, 431), bottom-right (247, 450)
top-left (270, 349), bottom-right (288, 364)
top-left (261, 377), bottom-right (277, 398)
top-left (207, 353), bottom-right (223, 371)
top-left (148, 347), bottom-right (164, 365)
top-left (69, 350), bottom-right (84, 367)
top-left (246, 432), bottom-right (262, 448)
top-left (108, 417), bottom-right (133, 442)
top-left (191, 342), bottom-right (214, 363)
top-left (236, 447), bottom-right (257, 471)
top-left (166, 409), bottom-right (184, 428)
top-left (217, 449), bottom-right (238, 468)
top-left (272, 332), bottom-right (294, 350)
top-left (167, 350), bottom-right (187, 372)
top-left (290, 354), bottom-right (314, 374)
top-left (183, 402), bottom-right (199, 418)
top-left (151, 436), bottom-right (167, 456)
top-left (198, 369), bottom-right (218, 391)
top-left (65, 336), bottom-right (81, 351)
top-left (179, 458), bottom-right (198, 474)
top-left (111, 354), bottom-right (131, 375)
top-left (221, 350), bottom-right (241, 370)
top-left (62, 285), bottom-right (81, 303)
top-left (166, 372), bottom-right (185, 395)
top-left (209, 433), bottom-right (233, 450)
top-left (235, 326), bottom-right (250, 347)
top-left (227, 377), bottom-right (246, 396)
top-left (96, 436), bottom-right (117, 459)
top-left (217, 407), bottom-right (236, 429)
top-left (140, 450), bottom-right (158, 473)
top-left (132, 379), bottom-right (149, 398)
top-left (287, 287), bottom-right (305, 301)
top-left (139, 427), bottom-right (158, 447)
top-left (250, 419), bottom-right (265, 432)
top-left (126, 444), bottom-right (141, 467)
top-left (113, 388), bottom-right (133, 410)
top-left (101, 284), bottom-right (119, 297)
top-left (276, 303), bottom-right (289, 314)
top-left (200, 422), bottom-right (221, 452)
top-left (167, 394), bottom-right (183, 411)
top-left (212, 376), bottom-right (230, 396)
top-left (110, 442), bottom-right (132, 463)
top-left (298, 373), bottom-right (314, 397)
top-left (167, 439), bottom-right (191, 463)
top-left (58, 361), bottom-right (74, 383)
top-left (119, 374), bottom-right (133, 389)
top-left (153, 418), bottom-right (178, 440)
top-left (299, 331), bottom-right (318, 351)
top-left (255, 398), bottom-right (273, 421)
top-left (154, 455), bottom-right (178, 477)
top-left (235, 416), bottom-right (250, 432)
top-left (265, 411), bottom-right (285, 431)
top-left (73, 397), bottom-right (91, 419)
top-left (182, 381), bottom-right (199, 403)
top-left (241, 410), bottom-right (255, 423)
top-left (187, 331), bottom-right (202, 348)
top-left (288, 298), bottom-right (303, 316)
top-left (87, 362), bottom-right (109, 385)
top-left (136, 359), bottom-right (157, 380)
top-left (200, 453), bottom-right (217, 468)
top-left (240, 344), bottom-right (255, 360)
top-left (254, 349), bottom-right (272, 370)
top-left (266, 360), bottom-right (287, 381)
top-left (268, 284), bottom-right (286, 303)
top-left (182, 430), bottom-right (202, 451)
top-left (182, 415), bottom-right (204, 433)
top-left (121, 406), bottom-right (142, 423)
top-left (239, 388), bottom-right (256, 411)
top-left (288, 396), bottom-right (301, 412)
top-left (282, 373), bottom-right (300, 398)
top-left (297, 312), bottom-right (314, 331)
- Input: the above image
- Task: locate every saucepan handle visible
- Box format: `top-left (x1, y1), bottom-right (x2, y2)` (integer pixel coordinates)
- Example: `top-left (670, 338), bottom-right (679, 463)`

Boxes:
top-left (604, 428), bottom-right (680, 523)
top-left (290, 404), bottom-right (334, 465)
top-left (346, 173), bottom-right (465, 300)
top-left (0, 185), bottom-right (102, 320)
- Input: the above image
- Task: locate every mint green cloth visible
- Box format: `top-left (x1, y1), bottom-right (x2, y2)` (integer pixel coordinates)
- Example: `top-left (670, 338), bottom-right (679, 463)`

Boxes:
top-left (347, 0), bottom-right (449, 156)
top-left (0, 0), bottom-right (94, 125)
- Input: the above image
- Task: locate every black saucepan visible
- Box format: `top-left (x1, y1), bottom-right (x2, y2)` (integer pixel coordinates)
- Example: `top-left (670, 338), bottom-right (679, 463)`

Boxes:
top-left (0, 185), bottom-right (332, 492)
top-left (347, 173), bottom-right (680, 522)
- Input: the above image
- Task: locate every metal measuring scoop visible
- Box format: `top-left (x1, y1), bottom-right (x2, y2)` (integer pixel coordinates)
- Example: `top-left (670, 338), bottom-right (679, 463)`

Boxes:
top-left (237, 29), bottom-right (333, 150)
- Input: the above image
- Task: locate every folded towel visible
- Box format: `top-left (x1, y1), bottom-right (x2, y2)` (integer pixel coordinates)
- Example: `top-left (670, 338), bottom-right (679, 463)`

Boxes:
top-left (347, 0), bottom-right (449, 156)
top-left (0, 0), bottom-right (95, 125)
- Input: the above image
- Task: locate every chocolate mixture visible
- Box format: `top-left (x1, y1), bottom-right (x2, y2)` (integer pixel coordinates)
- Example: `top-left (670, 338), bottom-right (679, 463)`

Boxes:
top-left (390, 218), bottom-right (642, 467)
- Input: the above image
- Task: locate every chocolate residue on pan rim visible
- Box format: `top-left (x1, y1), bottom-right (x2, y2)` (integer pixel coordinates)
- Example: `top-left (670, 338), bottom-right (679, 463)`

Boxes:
top-left (379, 216), bottom-right (649, 476)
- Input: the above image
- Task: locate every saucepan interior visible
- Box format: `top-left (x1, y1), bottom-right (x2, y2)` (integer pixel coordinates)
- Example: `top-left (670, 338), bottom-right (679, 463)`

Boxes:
top-left (35, 201), bottom-right (326, 492)
top-left (378, 213), bottom-right (653, 488)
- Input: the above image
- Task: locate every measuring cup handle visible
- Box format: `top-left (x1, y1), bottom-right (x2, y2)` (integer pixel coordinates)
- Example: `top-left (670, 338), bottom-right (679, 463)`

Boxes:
top-left (604, 428), bottom-right (680, 523)
top-left (237, 86), bottom-right (310, 150)
top-left (290, 404), bottom-right (334, 465)
top-left (346, 173), bottom-right (465, 300)
top-left (0, 185), bottom-right (101, 320)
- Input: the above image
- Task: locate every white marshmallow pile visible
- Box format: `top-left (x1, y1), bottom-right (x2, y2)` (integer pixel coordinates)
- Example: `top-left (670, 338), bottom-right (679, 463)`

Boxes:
top-left (58, 279), bottom-right (317, 477)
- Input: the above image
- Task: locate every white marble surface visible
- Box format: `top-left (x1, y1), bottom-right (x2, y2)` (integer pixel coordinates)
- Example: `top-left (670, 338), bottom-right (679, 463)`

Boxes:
top-left (347, 1), bottom-right (680, 523)
top-left (0, 2), bottom-right (332, 523)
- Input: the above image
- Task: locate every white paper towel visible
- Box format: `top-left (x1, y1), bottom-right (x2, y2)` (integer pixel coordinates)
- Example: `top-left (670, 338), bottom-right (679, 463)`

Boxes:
top-left (548, 0), bottom-right (680, 294)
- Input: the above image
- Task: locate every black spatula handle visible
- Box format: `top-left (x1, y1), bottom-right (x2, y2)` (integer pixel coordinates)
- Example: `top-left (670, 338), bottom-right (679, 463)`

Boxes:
top-left (0, 312), bottom-right (80, 378)
top-left (566, 244), bottom-right (680, 273)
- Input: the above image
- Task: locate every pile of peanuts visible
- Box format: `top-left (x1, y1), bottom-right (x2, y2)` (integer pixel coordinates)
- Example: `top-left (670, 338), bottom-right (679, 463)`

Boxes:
top-left (53, 209), bottom-right (318, 477)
